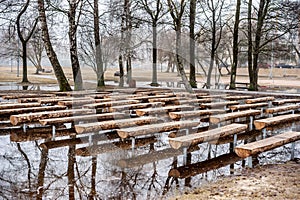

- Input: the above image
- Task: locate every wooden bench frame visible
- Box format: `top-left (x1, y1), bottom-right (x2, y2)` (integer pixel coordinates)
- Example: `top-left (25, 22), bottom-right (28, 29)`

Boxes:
top-left (235, 131), bottom-right (300, 168)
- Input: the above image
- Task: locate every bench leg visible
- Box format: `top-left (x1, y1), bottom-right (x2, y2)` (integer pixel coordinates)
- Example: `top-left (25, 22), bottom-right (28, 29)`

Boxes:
top-left (131, 137), bottom-right (136, 157)
top-left (248, 156), bottom-right (253, 168)
top-left (233, 134), bottom-right (237, 148)
top-left (23, 124), bottom-right (27, 133)
top-left (52, 125), bottom-right (56, 140)
top-left (88, 134), bottom-right (92, 146)
top-left (291, 142), bottom-right (295, 160)
top-left (183, 147), bottom-right (187, 165)
top-left (262, 128), bottom-right (267, 139)
top-left (249, 116), bottom-right (253, 131)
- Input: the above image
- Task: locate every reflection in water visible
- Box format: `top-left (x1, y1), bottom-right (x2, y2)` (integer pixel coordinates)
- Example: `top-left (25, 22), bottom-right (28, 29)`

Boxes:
top-left (0, 124), bottom-right (298, 199)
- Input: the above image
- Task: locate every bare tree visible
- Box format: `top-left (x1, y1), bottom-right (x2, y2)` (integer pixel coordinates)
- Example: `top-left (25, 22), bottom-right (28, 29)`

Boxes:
top-left (167, 0), bottom-right (193, 92)
top-left (37, 0), bottom-right (72, 91)
top-left (16, 0), bottom-right (38, 83)
top-left (189, 0), bottom-right (197, 88)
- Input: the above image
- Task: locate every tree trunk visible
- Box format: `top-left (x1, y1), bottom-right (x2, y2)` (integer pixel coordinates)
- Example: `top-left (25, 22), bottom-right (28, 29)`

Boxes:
top-left (247, 0), bottom-right (254, 91)
top-left (151, 24), bottom-right (159, 86)
top-left (118, 55), bottom-right (124, 87)
top-left (22, 41), bottom-right (29, 83)
top-left (94, 0), bottom-right (105, 88)
top-left (189, 0), bottom-right (197, 88)
top-left (230, 0), bottom-right (241, 89)
top-left (37, 0), bottom-right (72, 91)
top-left (68, 1), bottom-right (83, 91)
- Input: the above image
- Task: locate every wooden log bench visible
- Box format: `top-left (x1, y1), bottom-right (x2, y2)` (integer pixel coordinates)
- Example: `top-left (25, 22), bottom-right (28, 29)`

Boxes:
top-left (168, 123), bottom-right (248, 149)
top-left (209, 110), bottom-right (261, 127)
top-left (39, 112), bottom-right (126, 126)
top-left (223, 95), bottom-right (253, 101)
top-left (200, 101), bottom-right (239, 109)
top-left (0, 105), bottom-right (67, 118)
top-left (57, 98), bottom-right (112, 107)
top-left (173, 98), bottom-right (213, 106)
top-left (169, 109), bottom-right (224, 120)
top-left (10, 108), bottom-right (95, 126)
top-left (17, 97), bottom-right (40, 103)
top-left (254, 114), bottom-right (300, 130)
top-left (272, 99), bottom-right (300, 106)
top-left (135, 105), bottom-right (194, 116)
top-left (109, 102), bottom-right (164, 112)
top-left (245, 96), bottom-right (275, 104)
top-left (117, 120), bottom-right (200, 139)
top-left (75, 116), bottom-right (158, 134)
top-left (83, 99), bottom-right (140, 109)
top-left (39, 97), bottom-right (89, 105)
top-left (0, 102), bottom-right (41, 110)
top-left (265, 104), bottom-right (300, 116)
top-left (2, 93), bottom-right (54, 100)
top-left (234, 131), bottom-right (300, 167)
top-left (229, 102), bottom-right (268, 111)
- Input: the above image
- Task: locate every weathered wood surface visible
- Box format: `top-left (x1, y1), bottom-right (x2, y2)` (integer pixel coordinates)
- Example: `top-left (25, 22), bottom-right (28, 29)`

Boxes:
top-left (10, 108), bottom-right (95, 125)
top-left (265, 104), bottom-right (300, 114)
top-left (117, 120), bottom-right (200, 139)
top-left (116, 145), bottom-right (199, 168)
top-left (174, 98), bottom-right (213, 105)
top-left (223, 95), bottom-right (253, 101)
top-left (39, 112), bottom-right (125, 126)
top-left (199, 94), bottom-right (227, 99)
top-left (148, 96), bottom-right (188, 103)
top-left (229, 102), bottom-right (268, 111)
top-left (272, 99), bottom-right (300, 106)
top-left (135, 105), bottom-right (194, 116)
top-left (83, 99), bottom-right (140, 109)
top-left (235, 131), bottom-right (300, 158)
top-left (254, 114), bottom-right (300, 130)
top-left (76, 136), bottom-right (156, 156)
top-left (103, 94), bottom-right (140, 100)
top-left (169, 123), bottom-right (248, 149)
top-left (2, 93), bottom-right (54, 99)
top-left (209, 109), bottom-right (261, 124)
top-left (200, 101), bottom-right (239, 109)
top-left (39, 97), bottom-right (90, 105)
top-left (57, 98), bottom-right (111, 107)
top-left (169, 109), bottom-right (224, 120)
top-left (245, 96), bottom-right (274, 104)
top-left (75, 116), bottom-right (158, 134)
top-left (109, 102), bottom-right (164, 112)
top-left (17, 98), bottom-right (40, 103)
top-left (0, 105), bottom-right (67, 116)
top-left (0, 102), bottom-right (41, 110)
top-left (127, 94), bottom-right (176, 102)
top-left (168, 153), bottom-right (241, 178)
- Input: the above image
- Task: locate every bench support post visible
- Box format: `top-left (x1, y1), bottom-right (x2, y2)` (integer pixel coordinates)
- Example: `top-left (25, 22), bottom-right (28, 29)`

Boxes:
top-left (291, 142), bottom-right (295, 160)
top-left (131, 137), bottom-right (136, 157)
top-left (233, 134), bottom-right (237, 148)
top-left (183, 147), bottom-right (187, 165)
top-left (248, 156), bottom-right (253, 168)
top-left (262, 128), bottom-right (267, 139)
top-left (23, 124), bottom-right (27, 133)
top-left (52, 125), bottom-right (56, 140)
top-left (249, 116), bottom-right (253, 131)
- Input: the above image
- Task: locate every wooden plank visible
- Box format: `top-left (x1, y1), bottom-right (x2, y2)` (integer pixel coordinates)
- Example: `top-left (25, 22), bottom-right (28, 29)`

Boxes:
top-left (148, 96), bottom-right (188, 103)
top-left (174, 98), bottom-right (213, 105)
top-left (168, 123), bottom-right (248, 149)
top-left (223, 95), bottom-right (253, 101)
top-left (272, 99), bottom-right (300, 106)
top-left (209, 110), bottom-right (261, 124)
top-left (39, 97), bottom-right (90, 105)
top-left (254, 114), bottom-right (300, 130)
top-left (229, 102), bottom-right (268, 111)
top-left (0, 105), bottom-right (67, 116)
top-left (117, 120), bottom-right (200, 139)
top-left (234, 131), bottom-right (300, 158)
top-left (265, 104), bottom-right (300, 114)
top-left (17, 97), bottom-right (39, 103)
top-left (75, 136), bottom-right (156, 156)
top-left (83, 99), bottom-right (140, 109)
top-left (169, 109), bottom-right (224, 120)
top-left (0, 102), bottom-right (41, 110)
top-left (57, 98), bottom-right (111, 107)
top-left (39, 112), bottom-right (125, 126)
top-left (2, 93), bottom-right (54, 99)
top-left (200, 101), bottom-right (239, 109)
top-left (135, 105), bottom-right (194, 116)
top-left (10, 109), bottom-right (95, 125)
top-left (75, 116), bottom-right (158, 134)
top-left (109, 102), bottom-right (164, 112)
top-left (245, 96), bottom-right (274, 104)
top-left (168, 153), bottom-right (242, 179)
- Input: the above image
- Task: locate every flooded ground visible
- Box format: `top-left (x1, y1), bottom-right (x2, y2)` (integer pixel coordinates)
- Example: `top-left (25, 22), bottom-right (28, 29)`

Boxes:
top-left (0, 122), bottom-right (299, 199)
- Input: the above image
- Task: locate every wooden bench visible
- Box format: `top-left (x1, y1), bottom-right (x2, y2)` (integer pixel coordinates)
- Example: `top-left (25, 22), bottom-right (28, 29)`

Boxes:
top-left (245, 96), bottom-right (274, 104)
top-left (0, 105), bottom-right (67, 117)
top-left (75, 116), bottom-right (158, 134)
top-left (117, 120), bottom-right (200, 139)
top-left (109, 102), bottom-right (164, 112)
top-left (254, 114), bottom-right (300, 130)
top-left (209, 110), bottom-right (261, 124)
top-left (174, 98), bottom-right (213, 105)
top-left (200, 101), bottom-right (239, 109)
top-left (229, 102), bottom-right (268, 111)
top-left (57, 98), bottom-right (111, 107)
top-left (234, 131), bottom-right (300, 167)
top-left (169, 109), bottom-right (224, 120)
top-left (83, 99), bottom-right (140, 109)
top-left (135, 105), bottom-right (194, 116)
top-left (168, 123), bottom-right (248, 149)
top-left (39, 112), bottom-right (126, 126)
top-left (0, 102), bottom-right (41, 110)
top-left (10, 108), bottom-right (95, 125)
top-left (272, 99), bottom-right (300, 106)
top-left (265, 104), bottom-right (300, 115)
top-left (39, 97), bottom-right (89, 105)
top-left (223, 95), bottom-right (253, 101)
